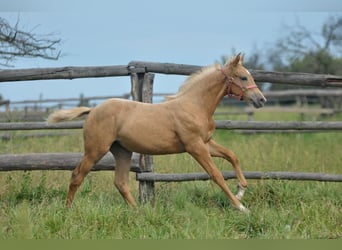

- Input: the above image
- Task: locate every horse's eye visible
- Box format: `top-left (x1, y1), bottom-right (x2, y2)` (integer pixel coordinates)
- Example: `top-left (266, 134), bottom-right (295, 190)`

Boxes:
top-left (239, 76), bottom-right (248, 81)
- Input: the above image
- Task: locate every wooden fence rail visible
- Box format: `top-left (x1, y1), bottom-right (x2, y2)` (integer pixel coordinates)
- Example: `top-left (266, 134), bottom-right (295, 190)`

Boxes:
top-left (264, 89), bottom-right (342, 97)
top-left (0, 153), bottom-right (341, 183)
top-left (0, 121), bottom-right (83, 130)
top-left (1, 152), bottom-right (341, 183)
top-left (215, 121), bottom-right (342, 130)
top-left (2, 121), bottom-right (342, 131)
top-left (1, 61), bottom-right (342, 87)
top-left (0, 153), bottom-right (140, 172)
top-left (8, 94), bottom-right (130, 105)
top-left (0, 65), bottom-right (130, 82)
top-left (137, 171), bottom-right (342, 182)
top-left (128, 61), bottom-right (342, 87)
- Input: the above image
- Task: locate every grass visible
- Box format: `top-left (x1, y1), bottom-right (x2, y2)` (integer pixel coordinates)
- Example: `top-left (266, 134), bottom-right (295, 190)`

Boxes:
top-left (0, 109), bottom-right (341, 239)
top-left (0, 173), bottom-right (341, 239)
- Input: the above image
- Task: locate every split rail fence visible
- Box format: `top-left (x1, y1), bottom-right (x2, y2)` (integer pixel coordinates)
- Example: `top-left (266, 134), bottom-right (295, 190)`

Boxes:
top-left (1, 61), bottom-right (342, 202)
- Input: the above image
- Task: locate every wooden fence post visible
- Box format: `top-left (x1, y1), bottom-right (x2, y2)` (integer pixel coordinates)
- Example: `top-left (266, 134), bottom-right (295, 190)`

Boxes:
top-left (130, 72), bottom-right (155, 204)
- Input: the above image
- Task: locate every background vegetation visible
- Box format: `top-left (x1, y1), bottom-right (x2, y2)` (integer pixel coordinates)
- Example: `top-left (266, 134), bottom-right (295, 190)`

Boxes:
top-left (220, 15), bottom-right (342, 91)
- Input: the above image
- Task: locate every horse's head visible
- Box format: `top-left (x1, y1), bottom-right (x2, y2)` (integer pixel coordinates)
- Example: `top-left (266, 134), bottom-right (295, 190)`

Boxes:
top-left (222, 54), bottom-right (266, 108)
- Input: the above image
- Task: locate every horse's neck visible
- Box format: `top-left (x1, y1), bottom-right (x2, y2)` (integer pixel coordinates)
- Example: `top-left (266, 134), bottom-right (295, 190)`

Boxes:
top-left (180, 71), bottom-right (226, 116)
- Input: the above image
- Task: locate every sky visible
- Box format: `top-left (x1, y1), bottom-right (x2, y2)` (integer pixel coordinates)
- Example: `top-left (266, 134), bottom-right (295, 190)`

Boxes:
top-left (0, 0), bottom-right (341, 105)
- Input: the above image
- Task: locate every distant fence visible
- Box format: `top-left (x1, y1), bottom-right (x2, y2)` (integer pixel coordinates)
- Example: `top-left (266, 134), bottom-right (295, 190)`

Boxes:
top-left (0, 94), bottom-right (131, 122)
top-left (2, 89), bottom-right (342, 122)
top-left (1, 61), bottom-right (342, 202)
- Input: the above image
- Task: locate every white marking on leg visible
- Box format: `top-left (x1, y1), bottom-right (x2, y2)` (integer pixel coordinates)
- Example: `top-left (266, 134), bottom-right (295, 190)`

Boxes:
top-left (236, 183), bottom-right (246, 200)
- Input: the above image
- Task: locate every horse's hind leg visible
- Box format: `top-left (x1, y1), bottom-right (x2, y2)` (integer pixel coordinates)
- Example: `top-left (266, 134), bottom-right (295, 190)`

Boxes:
top-left (110, 143), bottom-right (136, 208)
top-left (66, 135), bottom-right (113, 207)
top-left (208, 139), bottom-right (247, 200)
top-left (66, 154), bottom-right (99, 207)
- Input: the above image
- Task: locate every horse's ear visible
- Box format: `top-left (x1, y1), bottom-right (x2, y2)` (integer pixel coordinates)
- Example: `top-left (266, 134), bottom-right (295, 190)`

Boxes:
top-left (239, 53), bottom-right (244, 64)
top-left (231, 53), bottom-right (242, 67)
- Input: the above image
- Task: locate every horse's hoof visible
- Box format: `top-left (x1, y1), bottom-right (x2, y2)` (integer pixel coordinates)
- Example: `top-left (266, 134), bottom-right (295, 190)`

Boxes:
top-left (236, 204), bottom-right (250, 214)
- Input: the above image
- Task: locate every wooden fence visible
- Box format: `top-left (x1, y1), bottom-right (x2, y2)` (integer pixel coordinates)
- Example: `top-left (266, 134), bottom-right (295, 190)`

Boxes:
top-left (1, 61), bottom-right (342, 86)
top-left (1, 61), bottom-right (342, 202)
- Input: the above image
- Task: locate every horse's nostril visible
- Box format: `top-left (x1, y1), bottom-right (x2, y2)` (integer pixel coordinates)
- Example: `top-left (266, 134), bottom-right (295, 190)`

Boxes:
top-left (260, 97), bottom-right (267, 103)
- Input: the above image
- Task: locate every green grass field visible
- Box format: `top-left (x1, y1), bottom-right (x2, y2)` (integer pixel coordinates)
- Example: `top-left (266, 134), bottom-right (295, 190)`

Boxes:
top-left (0, 109), bottom-right (341, 239)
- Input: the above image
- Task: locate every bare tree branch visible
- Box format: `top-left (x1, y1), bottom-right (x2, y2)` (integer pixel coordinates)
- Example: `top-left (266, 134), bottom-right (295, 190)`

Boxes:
top-left (268, 15), bottom-right (342, 71)
top-left (0, 17), bottom-right (62, 67)
top-left (322, 16), bottom-right (342, 50)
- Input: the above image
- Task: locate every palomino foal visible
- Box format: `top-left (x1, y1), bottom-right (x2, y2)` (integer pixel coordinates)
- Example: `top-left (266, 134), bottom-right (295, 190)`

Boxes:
top-left (48, 54), bottom-right (266, 213)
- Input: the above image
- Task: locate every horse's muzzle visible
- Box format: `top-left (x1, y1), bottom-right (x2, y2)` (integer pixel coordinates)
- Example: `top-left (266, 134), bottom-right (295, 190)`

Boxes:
top-left (251, 96), bottom-right (267, 108)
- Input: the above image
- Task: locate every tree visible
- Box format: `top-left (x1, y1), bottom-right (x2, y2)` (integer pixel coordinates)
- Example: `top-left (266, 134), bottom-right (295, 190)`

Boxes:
top-left (268, 15), bottom-right (342, 75)
top-left (0, 17), bottom-right (61, 67)
top-left (220, 15), bottom-right (342, 94)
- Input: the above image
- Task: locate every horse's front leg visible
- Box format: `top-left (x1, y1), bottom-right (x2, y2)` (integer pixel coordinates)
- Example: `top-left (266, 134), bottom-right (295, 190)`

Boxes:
top-left (186, 140), bottom-right (249, 213)
top-left (208, 139), bottom-right (247, 201)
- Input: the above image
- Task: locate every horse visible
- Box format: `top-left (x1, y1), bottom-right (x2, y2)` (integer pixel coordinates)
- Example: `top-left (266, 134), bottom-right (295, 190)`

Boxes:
top-left (47, 54), bottom-right (266, 213)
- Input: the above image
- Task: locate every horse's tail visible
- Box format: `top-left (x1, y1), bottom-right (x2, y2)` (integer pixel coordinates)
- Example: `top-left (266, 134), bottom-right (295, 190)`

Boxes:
top-left (47, 107), bottom-right (91, 124)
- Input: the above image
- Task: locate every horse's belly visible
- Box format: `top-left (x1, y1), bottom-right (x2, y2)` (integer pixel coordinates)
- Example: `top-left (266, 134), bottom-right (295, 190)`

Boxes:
top-left (117, 127), bottom-right (185, 155)
top-left (112, 102), bottom-right (186, 154)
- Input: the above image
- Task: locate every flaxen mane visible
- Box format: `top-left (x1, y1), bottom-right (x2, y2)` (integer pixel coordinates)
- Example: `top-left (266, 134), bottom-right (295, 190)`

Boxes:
top-left (165, 55), bottom-right (243, 101)
top-left (166, 64), bottom-right (221, 101)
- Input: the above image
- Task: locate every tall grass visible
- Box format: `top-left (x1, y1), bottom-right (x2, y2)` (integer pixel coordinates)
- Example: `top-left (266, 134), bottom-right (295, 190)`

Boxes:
top-left (0, 110), bottom-right (341, 239)
top-left (0, 172), bottom-right (341, 239)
